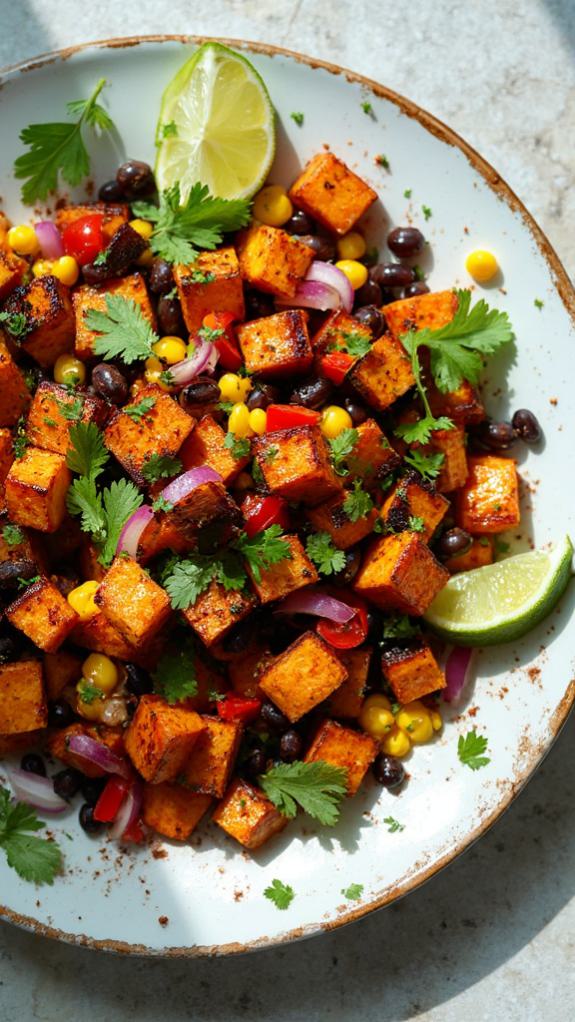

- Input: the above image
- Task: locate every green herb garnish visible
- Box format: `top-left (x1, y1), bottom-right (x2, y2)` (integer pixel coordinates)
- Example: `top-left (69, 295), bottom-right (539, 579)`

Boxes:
top-left (343, 480), bottom-right (374, 522)
top-left (123, 396), bottom-right (157, 422)
top-left (259, 760), bottom-right (348, 826)
top-left (141, 454), bottom-right (183, 484)
top-left (264, 879), bottom-right (295, 910)
top-left (224, 432), bottom-right (251, 461)
top-left (458, 730), bottom-right (490, 771)
top-left (85, 294), bottom-right (159, 365)
top-left (305, 532), bottom-right (346, 576)
top-left (290, 112), bottom-right (304, 126)
top-left (403, 449), bottom-right (445, 482)
top-left (0, 785), bottom-right (62, 884)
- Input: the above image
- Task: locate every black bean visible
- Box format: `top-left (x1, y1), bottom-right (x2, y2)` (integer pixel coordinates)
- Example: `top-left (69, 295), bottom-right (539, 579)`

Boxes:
top-left (245, 290), bottom-right (275, 319)
top-left (512, 408), bottom-right (542, 444)
top-left (438, 528), bottom-right (473, 559)
top-left (149, 259), bottom-right (174, 295)
top-left (0, 559), bottom-right (37, 592)
top-left (81, 261), bottom-right (112, 286)
top-left (354, 278), bottom-right (382, 309)
top-left (116, 159), bottom-right (155, 198)
top-left (343, 397), bottom-right (369, 426)
top-left (298, 234), bottom-right (336, 262)
top-left (284, 210), bottom-right (314, 235)
top-left (260, 701), bottom-right (290, 733)
top-left (332, 547), bottom-right (362, 585)
top-left (354, 304), bottom-right (385, 338)
top-left (0, 635), bottom-right (19, 664)
top-left (157, 295), bottom-right (186, 338)
top-left (47, 700), bottom-right (75, 728)
top-left (404, 281), bottom-right (430, 297)
top-left (290, 375), bottom-right (333, 410)
top-left (246, 382), bottom-right (280, 412)
top-left (372, 753), bottom-right (405, 788)
top-left (244, 747), bottom-right (267, 780)
top-left (80, 777), bottom-right (107, 807)
top-left (20, 753), bottom-right (46, 777)
top-left (53, 768), bottom-right (82, 800)
top-left (222, 619), bottom-right (254, 654)
top-left (179, 377), bottom-right (221, 416)
top-left (91, 363), bottom-right (128, 405)
top-left (387, 226), bottom-right (425, 258)
top-left (98, 179), bottom-right (124, 203)
top-left (124, 662), bottom-right (153, 697)
top-left (79, 804), bottom-right (103, 835)
top-left (477, 420), bottom-right (517, 451)
top-left (280, 730), bottom-right (303, 762)
top-left (370, 262), bottom-right (416, 289)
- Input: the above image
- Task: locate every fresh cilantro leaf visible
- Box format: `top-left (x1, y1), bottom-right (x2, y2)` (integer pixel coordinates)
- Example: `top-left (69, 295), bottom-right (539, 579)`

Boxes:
top-left (495, 538), bottom-right (510, 556)
top-left (183, 269), bottom-right (216, 284)
top-left (17, 574), bottom-right (40, 590)
top-left (2, 525), bottom-right (24, 547)
top-left (361, 101), bottom-right (375, 116)
top-left (234, 525), bottom-right (292, 584)
top-left (44, 417), bottom-right (57, 428)
top-left (534, 298), bottom-right (544, 310)
top-left (343, 480), bottom-right (374, 522)
top-left (305, 532), bottom-right (346, 576)
top-left (161, 121), bottom-right (178, 138)
top-left (14, 79), bottom-right (115, 205)
top-left (251, 460), bottom-right (265, 487)
top-left (92, 249), bottom-right (108, 267)
top-left (375, 154), bottom-right (390, 169)
top-left (13, 416), bottom-right (29, 459)
top-left (217, 400), bottom-right (234, 415)
top-left (123, 395), bottom-right (156, 422)
top-left (382, 614), bottom-right (420, 640)
top-left (152, 642), bottom-right (198, 704)
top-left (164, 557), bottom-right (218, 610)
top-left (259, 760), bottom-right (348, 826)
top-left (394, 415), bottom-right (454, 447)
top-left (85, 294), bottom-right (159, 365)
top-left (98, 480), bottom-right (144, 567)
top-left (330, 331), bottom-right (372, 358)
top-left (132, 182), bottom-right (251, 264)
top-left (422, 205), bottom-right (433, 220)
top-left (290, 112), bottom-right (304, 126)
top-left (214, 551), bottom-right (248, 593)
top-left (56, 395), bottom-right (84, 421)
top-left (197, 324), bottom-right (224, 343)
top-left (152, 495), bottom-right (174, 513)
top-left (141, 454), bottom-right (182, 483)
top-left (0, 786), bottom-right (62, 884)
top-left (404, 188), bottom-right (412, 199)
top-left (384, 816), bottom-right (405, 833)
top-left (264, 878), bottom-right (295, 910)
top-left (263, 444), bottom-right (278, 463)
top-left (66, 422), bottom-right (109, 479)
top-left (0, 311), bottom-right (29, 340)
top-left (403, 449), bottom-right (445, 482)
top-left (329, 428), bottom-right (358, 476)
top-left (408, 515), bottom-right (425, 532)
top-left (342, 882), bottom-right (364, 900)
top-left (76, 681), bottom-right (105, 704)
top-left (66, 476), bottom-right (106, 538)
top-left (224, 432), bottom-right (251, 461)
top-left (458, 730), bottom-right (490, 770)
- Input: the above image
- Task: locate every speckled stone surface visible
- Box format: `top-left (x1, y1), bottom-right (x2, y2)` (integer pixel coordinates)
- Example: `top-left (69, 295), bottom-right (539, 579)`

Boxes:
top-left (0, 2), bottom-right (574, 1020)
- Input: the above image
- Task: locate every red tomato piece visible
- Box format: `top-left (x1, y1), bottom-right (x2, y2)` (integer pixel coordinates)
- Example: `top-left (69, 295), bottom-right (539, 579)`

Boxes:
top-left (93, 776), bottom-right (130, 823)
top-left (241, 494), bottom-right (291, 537)
top-left (316, 593), bottom-right (369, 650)
top-left (319, 352), bottom-right (355, 386)
top-left (203, 311), bottom-right (243, 371)
top-left (266, 404), bottom-right (321, 432)
top-left (62, 214), bottom-right (106, 266)
top-left (217, 694), bottom-right (262, 724)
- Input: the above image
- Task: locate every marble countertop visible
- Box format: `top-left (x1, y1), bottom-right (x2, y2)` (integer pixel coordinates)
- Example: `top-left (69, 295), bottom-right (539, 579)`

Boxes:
top-left (0, 2), bottom-right (573, 1020)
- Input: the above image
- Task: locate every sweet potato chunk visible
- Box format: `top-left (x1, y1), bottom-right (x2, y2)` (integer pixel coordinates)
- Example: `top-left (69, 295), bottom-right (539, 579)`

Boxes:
top-left (174, 246), bottom-right (245, 334)
top-left (429, 426), bottom-right (468, 493)
top-left (178, 414), bottom-right (249, 486)
top-left (180, 716), bottom-right (242, 798)
top-left (0, 338), bottom-right (30, 427)
top-left (104, 385), bottom-right (194, 485)
top-left (47, 722), bottom-right (125, 778)
top-left (165, 480), bottom-right (240, 542)
top-left (347, 418), bottom-right (401, 487)
top-left (237, 225), bottom-right (314, 298)
top-left (311, 308), bottom-right (372, 357)
top-left (353, 533), bottom-right (449, 615)
top-left (307, 492), bottom-right (378, 550)
top-left (55, 202), bottom-right (129, 241)
top-left (124, 694), bottom-right (205, 784)
top-left (379, 476), bottom-right (449, 541)
top-left (237, 310), bottom-right (313, 377)
top-left (0, 731), bottom-right (45, 759)
top-left (182, 580), bottom-right (257, 648)
top-left (0, 660), bottom-right (46, 734)
top-left (212, 777), bottom-right (288, 849)
top-left (259, 631), bottom-right (347, 722)
top-left (253, 425), bottom-right (342, 506)
top-left (70, 610), bottom-right (144, 663)
top-left (245, 534), bottom-right (318, 604)
top-left (6, 578), bottom-right (78, 653)
top-left (228, 645), bottom-right (274, 697)
top-left (383, 290), bottom-right (459, 338)
top-left (0, 521), bottom-right (39, 566)
top-left (142, 784), bottom-right (212, 841)
top-left (428, 379), bottom-right (485, 426)
top-left (381, 641), bottom-right (446, 703)
top-left (95, 556), bottom-right (171, 649)
top-left (446, 536), bottom-right (494, 573)
top-left (326, 648), bottom-right (372, 719)
top-left (73, 272), bottom-right (156, 361)
top-left (349, 335), bottom-right (415, 413)
top-left (0, 428), bottom-right (13, 493)
top-left (0, 248), bottom-right (27, 300)
top-left (305, 719), bottom-right (377, 795)
top-left (3, 276), bottom-right (75, 367)
top-left (456, 456), bottom-right (520, 534)
top-left (288, 152), bottom-right (377, 235)
top-left (5, 447), bottom-right (70, 532)
top-left (26, 382), bottom-right (108, 456)
top-left (44, 649), bottom-right (83, 701)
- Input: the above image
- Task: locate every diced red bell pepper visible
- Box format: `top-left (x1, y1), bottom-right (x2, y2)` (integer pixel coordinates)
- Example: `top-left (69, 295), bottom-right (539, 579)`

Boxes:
top-left (319, 351), bottom-right (355, 386)
top-left (316, 593), bottom-right (369, 650)
top-left (62, 214), bottom-right (106, 266)
top-left (241, 493), bottom-right (291, 537)
top-left (217, 694), bottom-right (262, 724)
top-left (266, 404), bottom-right (321, 432)
top-left (202, 311), bottom-right (243, 371)
top-left (93, 776), bottom-right (130, 823)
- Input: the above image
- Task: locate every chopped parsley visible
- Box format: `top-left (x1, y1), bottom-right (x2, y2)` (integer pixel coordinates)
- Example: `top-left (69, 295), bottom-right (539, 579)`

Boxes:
top-left (2, 525), bottom-right (24, 547)
top-left (197, 323), bottom-right (224, 343)
top-left (17, 574), bottom-right (40, 590)
top-left (0, 311), bottom-right (29, 340)
top-left (152, 495), bottom-right (174, 514)
top-left (408, 515), bottom-right (425, 532)
top-left (85, 294), bottom-right (159, 365)
top-left (185, 269), bottom-right (216, 285)
top-left (384, 816), bottom-right (405, 833)
top-left (534, 298), bottom-right (544, 310)
top-left (0, 785), bottom-right (63, 884)
top-left (76, 681), bottom-right (105, 705)
top-left (290, 112), bottom-right (304, 126)
top-left (264, 879), bottom-right (295, 910)
top-left (382, 614), bottom-right (420, 640)
top-left (361, 101), bottom-right (375, 116)
top-left (343, 480), bottom-right (374, 522)
top-left (43, 417), bottom-right (57, 428)
top-left (13, 416), bottom-right (29, 459)
top-left (141, 454), bottom-right (182, 483)
top-left (403, 188), bottom-right (412, 199)
top-left (457, 730), bottom-right (490, 771)
top-left (56, 395), bottom-right (84, 421)
top-left (375, 154), bottom-right (390, 170)
top-left (259, 760), bottom-right (348, 826)
top-left (329, 428), bottom-right (358, 476)
top-left (263, 444), bottom-right (279, 463)
top-left (341, 883), bottom-right (364, 901)
top-left (330, 331), bottom-right (372, 359)
top-left (403, 449), bottom-right (445, 482)
top-left (123, 395), bottom-right (156, 422)
top-left (152, 641), bottom-right (198, 704)
top-left (305, 532), bottom-right (346, 576)
top-left (234, 525), bottom-right (292, 584)
top-left (421, 204), bottom-right (433, 221)
top-left (224, 432), bottom-right (251, 461)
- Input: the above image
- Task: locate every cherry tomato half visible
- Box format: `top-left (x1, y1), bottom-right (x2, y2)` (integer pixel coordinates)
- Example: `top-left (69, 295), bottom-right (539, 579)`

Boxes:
top-left (203, 311), bottom-right (243, 371)
top-left (241, 493), bottom-right (291, 538)
top-left (319, 351), bottom-right (355, 386)
top-left (316, 593), bottom-right (369, 650)
top-left (217, 694), bottom-right (262, 724)
top-left (266, 404), bottom-right (320, 432)
top-left (62, 214), bottom-right (106, 266)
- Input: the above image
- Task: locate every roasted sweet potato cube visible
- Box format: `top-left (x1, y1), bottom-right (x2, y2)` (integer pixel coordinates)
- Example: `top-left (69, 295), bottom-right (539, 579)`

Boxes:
top-left (73, 272), bottom-right (156, 361)
top-left (381, 641), bottom-right (446, 703)
top-left (178, 414), bottom-right (249, 486)
top-left (0, 660), bottom-right (46, 734)
top-left (25, 382), bottom-right (108, 456)
top-left (70, 611), bottom-right (146, 664)
top-left (43, 649), bottom-right (83, 701)
top-left (326, 648), bottom-right (372, 719)
top-left (124, 694), bottom-right (205, 784)
top-left (0, 248), bottom-right (27, 300)
top-left (455, 456), bottom-right (520, 534)
top-left (0, 428), bottom-right (13, 491)
top-left (349, 335), bottom-right (415, 413)
top-left (311, 308), bottom-right (372, 357)
top-left (228, 645), bottom-right (274, 697)
top-left (0, 521), bottom-right (39, 566)
top-left (47, 722), bottom-right (125, 777)
top-left (288, 152), bottom-right (377, 235)
top-left (3, 276), bottom-right (75, 367)
top-left (5, 447), bottom-right (70, 532)
top-left (305, 719), bottom-right (377, 795)
top-left (55, 202), bottom-right (129, 241)
top-left (212, 777), bottom-right (288, 849)
top-left (347, 418), bottom-right (401, 487)
top-left (383, 290), bottom-right (459, 338)
top-left (142, 784), bottom-right (212, 841)
top-left (174, 246), bottom-right (245, 334)
top-left (166, 480), bottom-right (240, 542)
top-left (237, 310), bottom-right (313, 377)
top-left (253, 425), bottom-right (342, 506)
top-left (429, 426), bottom-right (468, 493)
top-left (136, 513), bottom-right (192, 565)
top-left (379, 476), bottom-right (449, 541)
top-left (259, 631), bottom-right (347, 722)
top-left (307, 492), bottom-right (378, 550)
top-left (0, 731), bottom-right (45, 759)
top-left (181, 655), bottom-right (228, 714)
top-left (446, 536), bottom-right (494, 573)
top-left (79, 540), bottom-right (108, 582)
top-left (353, 533), bottom-right (449, 615)
top-left (237, 224), bottom-right (314, 298)
top-left (104, 385), bottom-right (194, 485)
top-left (0, 338), bottom-right (30, 427)
top-left (180, 716), bottom-right (242, 798)
top-left (95, 556), bottom-right (171, 649)
top-left (428, 379), bottom-right (485, 426)
top-left (6, 578), bottom-right (78, 653)
top-left (245, 534), bottom-right (318, 604)
top-left (183, 580), bottom-right (257, 648)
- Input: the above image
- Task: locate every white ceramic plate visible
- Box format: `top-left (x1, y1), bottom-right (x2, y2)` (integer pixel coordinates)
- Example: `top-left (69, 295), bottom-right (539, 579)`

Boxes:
top-left (0, 37), bottom-right (573, 956)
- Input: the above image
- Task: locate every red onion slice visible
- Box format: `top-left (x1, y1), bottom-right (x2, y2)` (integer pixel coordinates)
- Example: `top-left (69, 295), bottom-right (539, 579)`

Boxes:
top-left (306, 260), bottom-right (354, 313)
top-left (276, 589), bottom-right (356, 623)
top-left (204, 343), bottom-right (220, 375)
top-left (109, 779), bottom-right (143, 841)
top-left (6, 767), bottom-right (68, 814)
top-left (117, 505), bottom-right (154, 558)
top-left (276, 279), bottom-right (341, 312)
top-left (443, 646), bottom-right (476, 704)
top-left (34, 221), bottom-right (64, 260)
top-left (68, 734), bottom-right (132, 780)
top-left (160, 465), bottom-right (222, 505)
top-left (167, 339), bottom-right (219, 388)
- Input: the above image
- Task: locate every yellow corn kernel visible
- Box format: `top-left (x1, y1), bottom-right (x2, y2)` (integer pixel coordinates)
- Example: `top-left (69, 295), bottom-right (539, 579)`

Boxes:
top-left (67, 580), bottom-right (99, 622)
top-left (253, 185), bottom-right (293, 228)
top-left (7, 225), bottom-right (39, 257)
top-left (218, 373), bottom-right (252, 403)
top-left (82, 652), bottom-right (119, 695)
top-left (430, 710), bottom-right (443, 732)
top-left (129, 218), bottom-right (154, 241)
top-left (76, 689), bottom-right (106, 721)
top-left (320, 405), bottom-right (354, 439)
top-left (396, 700), bottom-right (434, 744)
top-left (144, 355), bottom-right (171, 390)
top-left (51, 255), bottom-right (79, 287)
top-left (32, 258), bottom-right (53, 278)
top-left (228, 402), bottom-right (253, 438)
top-left (465, 249), bottom-right (498, 284)
top-left (248, 408), bottom-right (267, 435)
top-left (359, 704), bottom-right (395, 739)
top-left (381, 726), bottom-right (411, 758)
top-left (335, 259), bottom-right (368, 290)
top-left (136, 247), bottom-right (154, 268)
top-left (53, 354), bottom-right (86, 387)
top-left (153, 336), bottom-right (187, 365)
top-left (337, 231), bottom-right (366, 261)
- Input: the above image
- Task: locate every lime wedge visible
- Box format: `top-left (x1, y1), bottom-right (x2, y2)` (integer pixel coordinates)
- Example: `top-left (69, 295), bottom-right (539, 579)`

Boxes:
top-left (424, 535), bottom-right (573, 646)
top-left (155, 42), bottom-right (275, 201)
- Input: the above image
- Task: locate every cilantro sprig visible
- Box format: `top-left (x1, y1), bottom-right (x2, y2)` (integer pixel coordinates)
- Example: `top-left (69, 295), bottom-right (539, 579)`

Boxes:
top-left (0, 785), bottom-right (62, 884)
top-left (124, 396), bottom-right (156, 422)
top-left (342, 883), bottom-right (364, 901)
top-left (235, 525), bottom-right (293, 584)
top-left (403, 449), bottom-right (445, 482)
top-left (224, 433), bottom-right (251, 461)
top-left (141, 454), bottom-right (183, 483)
top-left (329, 331), bottom-right (372, 359)
top-left (259, 760), bottom-right (348, 826)
top-left (264, 879), bottom-right (295, 910)
top-left (329, 428), bottom-right (358, 476)
top-left (85, 294), bottom-right (159, 365)
top-left (457, 730), bottom-right (491, 771)
top-left (305, 532), bottom-right (346, 576)
top-left (152, 641), bottom-right (198, 704)
top-left (343, 480), bottom-right (374, 522)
